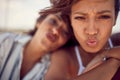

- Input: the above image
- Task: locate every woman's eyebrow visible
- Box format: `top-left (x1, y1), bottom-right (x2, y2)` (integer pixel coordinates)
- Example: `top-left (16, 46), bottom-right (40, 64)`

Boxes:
top-left (72, 10), bottom-right (112, 15)
top-left (97, 10), bottom-right (112, 14)
top-left (72, 12), bottom-right (87, 15)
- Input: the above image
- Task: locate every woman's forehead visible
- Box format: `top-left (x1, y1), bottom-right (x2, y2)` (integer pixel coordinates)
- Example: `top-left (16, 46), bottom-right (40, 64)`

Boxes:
top-left (72, 0), bottom-right (114, 5)
top-left (71, 0), bottom-right (115, 12)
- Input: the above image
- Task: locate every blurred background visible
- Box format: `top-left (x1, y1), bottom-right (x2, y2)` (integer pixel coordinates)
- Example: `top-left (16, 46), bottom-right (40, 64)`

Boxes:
top-left (0, 0), bottom-right (120, 34)
top-left (0, 0), bottom-right (50, 32)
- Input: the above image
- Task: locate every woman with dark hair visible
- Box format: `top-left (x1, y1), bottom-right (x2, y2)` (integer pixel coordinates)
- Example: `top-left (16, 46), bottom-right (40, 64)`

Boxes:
top-left (111, 32), bottom-right (120, 46)
top-left (0, 7), bottom-right (73, 80)
top-left (44, 0), bottom-right (120, 80)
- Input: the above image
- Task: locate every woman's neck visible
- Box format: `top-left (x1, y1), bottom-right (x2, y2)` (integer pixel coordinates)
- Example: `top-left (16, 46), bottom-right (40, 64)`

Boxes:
top-left (78, 46), bottom-right (105, 67)
top-left (20, 38), bottom-right (48, 79)
top-left (78, 43), bottom-right (110, 67)
top-left (23, 39), bottom-right (47, 61)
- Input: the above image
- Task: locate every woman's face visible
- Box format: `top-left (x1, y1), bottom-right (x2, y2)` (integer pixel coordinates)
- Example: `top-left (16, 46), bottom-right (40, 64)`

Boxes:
top-left (70, 0), bottom-right (115, 53)
top-left (35, 14), bottom-right (70, 51)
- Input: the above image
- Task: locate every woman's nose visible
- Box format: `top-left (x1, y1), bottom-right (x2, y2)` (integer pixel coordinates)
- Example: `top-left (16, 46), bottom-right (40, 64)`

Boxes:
top-left (85, 19), bottom-right (98, 35)
top-left (52, 27), bottom-right (61, 36)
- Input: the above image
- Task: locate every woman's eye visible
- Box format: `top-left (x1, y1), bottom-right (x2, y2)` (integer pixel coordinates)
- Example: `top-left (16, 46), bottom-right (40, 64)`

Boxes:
top-left (98, 15), bottom-right (111, 19)
top-left (48, 18), bottom-right (58, 27)
top-left (74, 16), bottom-right (86, 20)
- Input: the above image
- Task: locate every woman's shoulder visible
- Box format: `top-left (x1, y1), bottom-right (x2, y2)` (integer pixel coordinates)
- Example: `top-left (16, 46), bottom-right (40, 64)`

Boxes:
top-left (0, 32), bottom-right (27, 41)
top-left (53, 46), bottom-right (74, 54)
top-left (0, 32), bottom-right (17, 45)
top-left (51, 46), bottom-right (75, 61)
top-left (0, 32), bottom-right (31, 46)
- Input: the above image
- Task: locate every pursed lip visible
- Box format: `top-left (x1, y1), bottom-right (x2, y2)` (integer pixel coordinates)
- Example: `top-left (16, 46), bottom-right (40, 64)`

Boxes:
top-left (46, 32), bottom-right (57, 43)
top-left (86, 38), bottom-right (98, 47)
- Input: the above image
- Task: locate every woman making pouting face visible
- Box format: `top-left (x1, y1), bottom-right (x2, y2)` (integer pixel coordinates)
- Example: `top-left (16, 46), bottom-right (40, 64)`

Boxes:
top-left (0, 9), bottom-right (73, 80)
top-left (45, 0), bottom-right (120, 80)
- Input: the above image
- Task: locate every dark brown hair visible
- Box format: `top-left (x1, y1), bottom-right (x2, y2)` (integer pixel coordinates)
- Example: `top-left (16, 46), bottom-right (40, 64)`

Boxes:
top-left (111, 32), bottom-right (120, 46)
top-left (28, 4), bottom-right (78, 47)
top-left (46, 0), bottom-right (120, 46)
top-left (49, 0), bottom-right (119, 16)
top-left (29, 8), bottom-right (73, 37)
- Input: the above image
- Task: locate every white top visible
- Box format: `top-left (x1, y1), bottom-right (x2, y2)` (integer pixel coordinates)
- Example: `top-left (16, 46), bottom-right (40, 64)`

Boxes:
top-left (0, 32), bottom-right (50, 80)
top-left (75, 46), bottom-right (85, 75)
top-left (74, 39), bottom-right (113, 76)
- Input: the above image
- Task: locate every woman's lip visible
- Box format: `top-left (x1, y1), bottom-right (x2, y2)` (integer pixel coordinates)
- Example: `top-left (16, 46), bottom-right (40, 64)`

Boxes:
top-left (46, 32), bottom-right (57, 42)
top-left (87, 39), bottom-right (97, 47)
